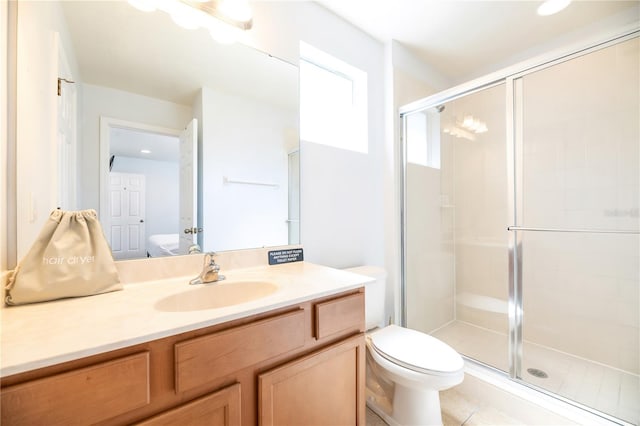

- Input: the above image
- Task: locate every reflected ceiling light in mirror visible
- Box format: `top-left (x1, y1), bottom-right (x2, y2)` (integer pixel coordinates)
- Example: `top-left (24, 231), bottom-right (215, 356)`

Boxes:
top-left (140, 149), bottom-right (152, 154)
top-left (537, 0), bottom-right (571, 16)
top-left (127, 0), bottom-right (252, 43)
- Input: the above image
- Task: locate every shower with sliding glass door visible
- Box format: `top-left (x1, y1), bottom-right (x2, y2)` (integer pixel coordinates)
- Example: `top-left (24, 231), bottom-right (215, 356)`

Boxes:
top-left (400, 33), bottom-right (639, 424)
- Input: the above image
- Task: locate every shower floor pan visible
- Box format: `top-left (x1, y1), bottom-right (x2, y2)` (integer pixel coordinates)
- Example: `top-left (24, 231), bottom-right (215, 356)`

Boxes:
top-left (432, 321), bottom-right (639, 425)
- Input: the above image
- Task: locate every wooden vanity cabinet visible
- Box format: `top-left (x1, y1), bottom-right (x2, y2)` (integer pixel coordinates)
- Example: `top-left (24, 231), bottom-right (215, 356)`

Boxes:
top-left (0, 288), bottom-right (365, 426)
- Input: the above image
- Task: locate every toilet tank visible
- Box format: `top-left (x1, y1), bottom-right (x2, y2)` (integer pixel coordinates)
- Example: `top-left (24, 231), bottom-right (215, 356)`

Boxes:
top-left (343, 266), bottom-right (387, 330)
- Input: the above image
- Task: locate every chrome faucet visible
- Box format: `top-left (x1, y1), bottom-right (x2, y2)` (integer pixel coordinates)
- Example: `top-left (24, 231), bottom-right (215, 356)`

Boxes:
top-left (189, 252), bottom-right (225, 285)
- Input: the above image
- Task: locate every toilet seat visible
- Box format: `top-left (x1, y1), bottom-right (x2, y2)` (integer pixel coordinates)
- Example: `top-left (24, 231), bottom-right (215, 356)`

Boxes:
top-left (369, 325), bottom-right (464, 376)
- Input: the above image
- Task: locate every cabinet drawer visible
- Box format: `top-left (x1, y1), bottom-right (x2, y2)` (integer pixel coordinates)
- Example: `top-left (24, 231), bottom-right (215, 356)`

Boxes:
top-left (315, 292), bottom-right (365, 340)
top-left (1, 352), bottom-right (150, 426)
top-left (175, 309), bottom-right (305, 393)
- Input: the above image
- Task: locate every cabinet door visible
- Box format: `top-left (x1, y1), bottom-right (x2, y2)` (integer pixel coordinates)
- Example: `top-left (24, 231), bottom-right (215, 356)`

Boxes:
top-left (137, 383), bottom-right (241, 426)
top-left (259, 335), bottom-right (365, 426)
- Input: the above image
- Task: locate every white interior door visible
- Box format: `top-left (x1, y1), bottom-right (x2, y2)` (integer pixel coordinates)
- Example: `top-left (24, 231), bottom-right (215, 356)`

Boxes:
top-left (109, 172), bottom-right (146, 259)
top-left (179, 119), bottom-right (198, 253)
top-left (56, 33), bottom-right (77, 210)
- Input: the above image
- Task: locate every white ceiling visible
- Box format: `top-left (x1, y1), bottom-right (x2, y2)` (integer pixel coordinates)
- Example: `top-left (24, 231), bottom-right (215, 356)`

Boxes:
top-left (110, 127), bottom-right (179, 163)
top-left (319, 0), bottom-right (640, 84)
top-left (60, 1), bottom-right (298, 107)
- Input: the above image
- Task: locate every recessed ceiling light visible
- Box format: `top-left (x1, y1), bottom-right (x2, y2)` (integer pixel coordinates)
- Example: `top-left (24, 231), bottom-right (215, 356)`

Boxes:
top-left (537, 0), bottom-right (571, 16)
top-left (140, 149), bottom-right (151, 154)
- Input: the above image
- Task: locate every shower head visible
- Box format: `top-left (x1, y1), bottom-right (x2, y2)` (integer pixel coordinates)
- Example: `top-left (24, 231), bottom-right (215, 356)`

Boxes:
top-left (436, 105), bottom-right (445, 113)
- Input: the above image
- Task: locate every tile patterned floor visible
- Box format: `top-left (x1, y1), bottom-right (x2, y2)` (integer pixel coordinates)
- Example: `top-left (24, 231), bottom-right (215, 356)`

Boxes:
top-left (366, 389), bottom-right (525, 426)
top-left (432, 321), bottom-right (640, 425)
top-left (439, 388), bottom-right (525, 426)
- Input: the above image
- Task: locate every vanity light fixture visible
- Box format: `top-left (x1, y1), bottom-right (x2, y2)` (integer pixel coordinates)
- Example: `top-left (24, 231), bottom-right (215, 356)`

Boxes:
top-left (443, 126), bottom-right (475, 141)
top-left (461, 115), bottom-right (488, 134)
top-left (537, 0), bottom-right (571, 16)
top-left (443, 114), bottom-right (488, 141)
top-left (127, 0), bottom-right (252, 43)
top-left (140, 149), bottom-right (152, 154)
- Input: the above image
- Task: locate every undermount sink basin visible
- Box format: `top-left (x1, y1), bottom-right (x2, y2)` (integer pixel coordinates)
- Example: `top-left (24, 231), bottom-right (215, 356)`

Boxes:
top-left (155, 280), bottom-right (279, 312)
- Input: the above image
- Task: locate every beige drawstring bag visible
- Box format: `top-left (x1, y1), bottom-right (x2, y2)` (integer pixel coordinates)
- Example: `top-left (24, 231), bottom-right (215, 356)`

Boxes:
top-left (5, 209), bottom-right (122, 305)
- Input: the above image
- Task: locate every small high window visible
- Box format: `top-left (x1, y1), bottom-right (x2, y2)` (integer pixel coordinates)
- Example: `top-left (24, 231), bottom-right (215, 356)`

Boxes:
top-left (300, 42), bottom-right (368, 153)
top-left (406, 109), bottom-right (441, 169)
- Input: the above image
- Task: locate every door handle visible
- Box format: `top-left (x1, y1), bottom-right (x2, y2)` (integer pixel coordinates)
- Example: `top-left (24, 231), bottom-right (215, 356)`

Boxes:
top-left (184, 227), bottom-right (204, 234)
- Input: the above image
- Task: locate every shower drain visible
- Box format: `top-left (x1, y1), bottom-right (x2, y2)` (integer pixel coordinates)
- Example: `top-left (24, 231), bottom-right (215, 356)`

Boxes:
top-left (527, 368), bottom-right (549, 378)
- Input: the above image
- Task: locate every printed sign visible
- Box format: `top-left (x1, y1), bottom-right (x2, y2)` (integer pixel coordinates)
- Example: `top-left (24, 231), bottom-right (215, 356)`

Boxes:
top-left (268, 248), bottom-right (304, 265)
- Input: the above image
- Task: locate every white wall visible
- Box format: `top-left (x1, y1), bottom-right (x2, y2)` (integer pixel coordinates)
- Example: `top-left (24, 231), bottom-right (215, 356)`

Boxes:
top-left (246, 2), bottom-right (386, 271)
top-left (80, 84), bottom-right (192, 212)
top-left (111, 156), bottom-right (179, 243)
top-left (391, 41), bottom-right (449, 325)
top-left (199, 87), bottom-right (293, 251)
top-left (1, 0), bottom-right (8, 272)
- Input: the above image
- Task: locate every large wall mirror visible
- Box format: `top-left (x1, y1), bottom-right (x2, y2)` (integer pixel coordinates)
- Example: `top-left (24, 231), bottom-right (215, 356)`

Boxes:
top-left (15, 0), bottom-right (300, 260)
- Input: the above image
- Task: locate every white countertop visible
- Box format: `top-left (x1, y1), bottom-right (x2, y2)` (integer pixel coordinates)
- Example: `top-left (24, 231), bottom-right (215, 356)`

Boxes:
top-left (0, 262), bottom-right (369, 378)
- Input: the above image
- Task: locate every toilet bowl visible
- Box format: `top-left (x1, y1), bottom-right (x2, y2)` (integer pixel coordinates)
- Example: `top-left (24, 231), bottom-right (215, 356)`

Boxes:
top-left (343, 266), bottom-right (464, 426)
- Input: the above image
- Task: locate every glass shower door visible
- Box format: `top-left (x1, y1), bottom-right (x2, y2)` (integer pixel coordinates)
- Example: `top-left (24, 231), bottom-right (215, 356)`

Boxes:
top-left (515, 37), bottom-right (639, 423)
top-left (404, 83), bottom-right (510, 372)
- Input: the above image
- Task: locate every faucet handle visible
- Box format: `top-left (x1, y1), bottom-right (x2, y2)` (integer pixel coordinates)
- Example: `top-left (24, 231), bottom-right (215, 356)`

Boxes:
top-left (190, 252), bottom-right (224, 285)
top-left (204, 252), bottom-right (219, 268)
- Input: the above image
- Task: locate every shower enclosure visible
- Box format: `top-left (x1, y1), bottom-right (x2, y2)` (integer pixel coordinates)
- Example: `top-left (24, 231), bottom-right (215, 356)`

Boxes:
top-left (401, 33), bottom-right (639, 424)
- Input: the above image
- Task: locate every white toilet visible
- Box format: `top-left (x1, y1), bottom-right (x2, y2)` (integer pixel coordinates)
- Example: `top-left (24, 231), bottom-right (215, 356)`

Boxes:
top-left (344, 266), bottom-right (464, 426)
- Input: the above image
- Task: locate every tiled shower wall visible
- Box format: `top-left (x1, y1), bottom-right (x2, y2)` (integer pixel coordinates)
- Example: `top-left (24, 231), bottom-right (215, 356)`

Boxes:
top-left (406, 164), bottom-right (455, 334)
top-left (520, 38), bottom-right (639, 374)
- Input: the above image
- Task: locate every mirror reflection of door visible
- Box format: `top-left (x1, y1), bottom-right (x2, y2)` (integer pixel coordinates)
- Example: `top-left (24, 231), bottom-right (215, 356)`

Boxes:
top-left (179, 119), bottom-right (198, 254)
top-left (109, 173), bottom-right (146, 259)
top-left (56, 33), bottom-right (77, 211)
top-left (104, 121), bottom-right (192, 259)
